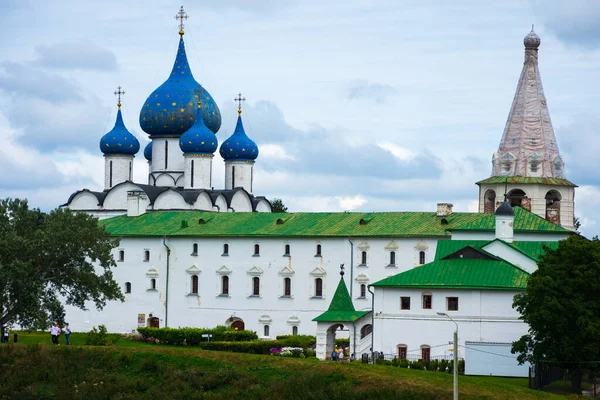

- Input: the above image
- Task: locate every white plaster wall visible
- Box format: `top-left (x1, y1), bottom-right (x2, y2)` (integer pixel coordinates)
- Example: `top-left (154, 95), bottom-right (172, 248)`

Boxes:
top-left (193, 192), bottom-right (213, 210)
top-left (215, 195), bottom-right (227, 212)
top-left (225, 161), bottom-right (254, 192)
top-left (255, 200), bottom-right (272, 212)
top-left (230, 191), bottom-right (252, 212)
top-left (154, 172), bottom-right (178, 187)
top-left (104, 155), bottom-right (133, 190)
top-left (482, 241), bottom-right (538, 273)
top-left (154, 191), bottom-right (189, 210)
top-left (69, 192), bottom-right (101, 210)
top-left (151, 138), bottom-right (185, 173)
top-left (103, 183), bottom-right (143, 210)
top-left (183, 156), bottom-right (213, 190)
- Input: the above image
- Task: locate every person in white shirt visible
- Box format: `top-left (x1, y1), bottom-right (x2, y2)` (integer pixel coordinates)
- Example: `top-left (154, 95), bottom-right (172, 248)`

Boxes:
top-left (50, 323), bottom-right (59, 346)
top-left (64, 323), bottom-right (71, 346)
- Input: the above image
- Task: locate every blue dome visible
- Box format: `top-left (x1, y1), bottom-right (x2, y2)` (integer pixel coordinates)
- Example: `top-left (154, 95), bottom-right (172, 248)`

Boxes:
top-left (219, 114), bottom-right (259, 161)
top-left (144, 141), bottom-right (152, 161)
top-left (179, 104), bottom-right (218, 154)
top-left (139, 37), bottom-right (221, 136)
top-left (100, 109), bottom-right (140, 155)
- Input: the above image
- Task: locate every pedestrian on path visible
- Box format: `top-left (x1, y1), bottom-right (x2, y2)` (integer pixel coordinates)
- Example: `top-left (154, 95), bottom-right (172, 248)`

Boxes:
top-left (3, 326), bottom-right (9, 343)
top-left (50, 323), bottom-right (59, 345)
top-left (64, 323), bottom-right (71, 345)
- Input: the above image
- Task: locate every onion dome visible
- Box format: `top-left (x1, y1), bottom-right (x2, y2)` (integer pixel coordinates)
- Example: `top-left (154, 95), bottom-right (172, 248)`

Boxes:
top-left (219, 111), bottom-right (259, 161)
top-left (495, 200), bottom-right (515, 217)
top-left (139, 37), bottom-right (221, 136)
top-left (179, 100), bottom-right (218, 154)
top-left (99, 102), bottom-right (140, 155)
top-left (144, 142), bottom-right (152, 161)
top-left (524, 29), bottom-right (541, 49)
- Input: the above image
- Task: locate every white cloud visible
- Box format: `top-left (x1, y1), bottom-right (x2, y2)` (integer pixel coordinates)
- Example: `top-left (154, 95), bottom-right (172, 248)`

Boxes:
top-left (377, 141), bottom-right (416, 162)
top-left (337, 195), bottom-right (367, 211)
top-left (259, 144), bottom-right (296, 161)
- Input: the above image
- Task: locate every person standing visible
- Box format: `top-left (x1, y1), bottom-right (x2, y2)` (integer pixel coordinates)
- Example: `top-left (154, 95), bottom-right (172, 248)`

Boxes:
top-left (3, 326), bottom-right (9, 344)
top-left (0, 324), bottom-right (5, 343)
top-left (64, 323), bottom-right (71, 346)
top-left (50, 323), bottom-right (59, 346)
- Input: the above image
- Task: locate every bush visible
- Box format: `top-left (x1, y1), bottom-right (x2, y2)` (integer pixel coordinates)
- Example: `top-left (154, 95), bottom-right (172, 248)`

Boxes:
top-left (137, 326), bottom-right (258, 345)
top-left (84, 325), bottom-right (119, 346)
top-left (274, 335), bottom-right (315, 348)
top-left (335, 338), bottom-right (350, 347)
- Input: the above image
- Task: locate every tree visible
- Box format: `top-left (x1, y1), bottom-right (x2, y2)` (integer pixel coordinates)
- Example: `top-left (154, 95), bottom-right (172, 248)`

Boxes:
top-left (0, 199), bottom-right (124, 330)
top-left (512, 235), bottom-right (600, 394)
top-left (271, 198), bottom-right (288, 213)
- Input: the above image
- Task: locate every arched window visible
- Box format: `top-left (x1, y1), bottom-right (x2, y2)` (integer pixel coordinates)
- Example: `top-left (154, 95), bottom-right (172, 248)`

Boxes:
top-left (528, 153), bottom-right (543, 175)
top-left (164, 140), bottom-right (168, 169)
top-left (284, 277), bottom-right (291, 296)
top-left (109, 160), bottom-right (113, 187)
top-left (125, 282), bottom-right (131, 294)
top-left (360, 284), bottom-right (366, 298)
top-left (263, 325), bottom-right (270, 337)
top-left (484, 189), bottom-right (496, 213)
top-left (192, 243), bottom-right (198, 256)
top-left (360, 324), bottom-right (372, 339)
top-left (144, 250), bottom-right (150, 262)
top-left (390, 251), bottom-right (396, 265)
top-left (191, 275), bottom-right (199, 294)
top-left (398, 345), bottom-right (407, 360)
top-left (545, 190), bottom-right (562, 224)
top-left (316, 244), bottom-right (322, 257)
top-left (507, 189), bottom-right (526, 207)
top-left (232, 166), bottom-right (236, 188)
top-left (252, 277), bottom-right (260, 296)
top-left (421, 345), bottom-right (431, 360)
top-left (190, 159), bottom-right (195, 187)
top-left (419, 251), bottom-right (425, 265)
top-left (284, 244), bottom-right (290, 256)
top-left (361, 251), bottom-right (367, 265)
top-left (254, 244), bottom-right (260, 256)
top-left (150, 278), bottom-right (156, 290)
top-left (314, 278), bottom-right (323, 297)
top-left (223, 243), bottom-right (229, 256)
top-left (221, 276), bottom-right (229, 295)
top-left (292, 326), bottom-right (298, 336)
top-left (118, 250), bottom-right (124, 262)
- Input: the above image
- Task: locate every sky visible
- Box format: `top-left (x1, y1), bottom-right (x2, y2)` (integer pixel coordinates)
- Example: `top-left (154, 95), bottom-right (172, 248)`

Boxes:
top-left (0, 0), bottom-right (599, 237)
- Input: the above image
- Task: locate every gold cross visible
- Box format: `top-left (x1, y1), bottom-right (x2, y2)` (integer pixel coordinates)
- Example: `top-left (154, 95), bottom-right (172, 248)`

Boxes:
top-left (114, 86), bottom-right (125, 109)
top-left (175, 6), bottom-right (189, 35)
top-left (234, 92), bottom-right (246, 115)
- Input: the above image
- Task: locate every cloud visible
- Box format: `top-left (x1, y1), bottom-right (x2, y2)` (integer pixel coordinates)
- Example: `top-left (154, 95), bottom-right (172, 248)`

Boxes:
top-left (338, 195), bottom-right (367, 210)
top-left (558, 114), bottom-right (600, 186)
top-left (347, 80), bottom-right (397, 104)
top-left (33, 42), bottom-right (118, 71)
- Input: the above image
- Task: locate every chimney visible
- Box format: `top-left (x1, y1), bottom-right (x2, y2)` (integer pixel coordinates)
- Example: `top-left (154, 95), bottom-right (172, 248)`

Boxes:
top-left (127, 190), bottom-right (147, 217)
top-left (436, 203), bottom-right (453, 217)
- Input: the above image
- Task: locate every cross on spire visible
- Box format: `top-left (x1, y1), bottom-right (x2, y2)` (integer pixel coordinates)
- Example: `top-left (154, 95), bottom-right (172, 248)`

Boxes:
top-left (114, 86), bottom-right (125, 110)
top-left (234, 92), bottom-right (246, 115)
top-left (175, 6), bottom-right (188, 35)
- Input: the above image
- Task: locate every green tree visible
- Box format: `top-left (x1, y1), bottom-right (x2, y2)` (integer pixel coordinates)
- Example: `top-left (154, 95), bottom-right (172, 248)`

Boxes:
top-left (271, 198), bottom-right (288, 213)
top-left (512, 235), bottom-right (600, 394)
top-left (0, 198), bottom-right (124, 330)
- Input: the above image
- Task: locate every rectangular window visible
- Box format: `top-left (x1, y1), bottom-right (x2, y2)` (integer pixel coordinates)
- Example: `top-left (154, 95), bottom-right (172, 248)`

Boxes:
top-left (118, 250), bottom-right (124, 262)
top-left (419, 251), bottom-right (426, 265)
top-left (221, 276), bottom-right (229, 295)
top-left (252, 277), bottom-right (260, 296)
top-left (315, 278), bottom-right (323, 297)
top-left (398, 346), bottom-right (407, 360)
top-left (284, 277), bottom-right (291, 296)
top-left (421, 347), bottom-right (430, 360)
top-left (191, 275), bottom-right (199, 294)
top-left (400, 296), bottom-right (411, 310)
top-left (254, 244), bottom-right (260, 256)
top-left (284, 244), bottom-right (290, 256)
top-left (144, 250), bottom-right (150, 262)
top-left (316, 244), bottom-right (322, 257)
top-left (361, 251), bottom-right (367, 265)
top-left (222, 243), bottom-right (229, 256)
top-left (447, 297), bottom-right (459, 311)
top-left (422, 294), bottom-right (432, 309)
top-left (390, 251), bottom-right (396, 265)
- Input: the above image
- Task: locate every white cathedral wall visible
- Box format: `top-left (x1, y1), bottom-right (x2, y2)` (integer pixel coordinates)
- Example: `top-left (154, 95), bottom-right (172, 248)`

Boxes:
top-left (151, 138), bottom-right (185, 174)
top-left (255, 200), bottom-right (272, 212)
top-left (183, 156), bottom-right (213, 190)
top-left (225, 161), bottom-right (254, 192)
top-left (230, 191), bottom-right (253, 212)
top-left (103, 183), bottom-right (145, 210)
top-left (69, 192), bottom-right (101, 210)
top-left (193, 192), bottom-right (213, 210)
top-left (104, 155), bottom-right (132, 190)
top-left (482, 241), bottom-right (538, 273)
top-left (371, 287), bottom-right (527, 359)
top-left (154, 191), bottom-right (190, 210)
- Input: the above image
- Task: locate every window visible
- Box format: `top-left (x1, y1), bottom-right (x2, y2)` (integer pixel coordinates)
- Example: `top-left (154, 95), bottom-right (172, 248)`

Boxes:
top-left (254, 244), bottom-right (260, 256)
top-left (222, 243), bottom-right (229, 256)
top-left (164, 140), bottom-right (168, 169)
top-left (292, 326), bottom-right (298, 336)
top-left (400, 297), bottom-right (411, 310)
top-left (190, 159), bottom-right (195, 188)
top-left (221, 276), bottom-right (229, 295)
top-left (232, 166), bottom-right (236, 188)
top-left (283, 277), bottom-right (291, 297)
top-left (109, 161), bottom-right (113, 187)
top-left (398, 346), bottom-right (407, 360)
top-left (191, 275), bottom-right (198, 294)
top-left (263, 325), bottom-right (270, 337)
top-left (421, 347), bottom-right (430, 360)
top-left (118, 250), bottom-right (124, 262)
top-left (316, 244), bottom-right (322, 257)
top-left (390, 251), bottom-right (396, 265)
top-left (447, 297), bottom-right (459, 311)
top-left (150, 278), bottom-right (156, 290)
top-left (314, 278), bottom-right (323, 297)
top-left (360, 324), bottom-right (372, 339)
top-left (252, 277), bottom-right (260, 296)
top-left (422, 294), bottom-right (432, 309)
top-left (360, 284), bottom-right (366, 298)
top-left (192, 243), bottom-right (198, 256)
top-left (361, 251), bottom-right (367, 265)
top-left (125, 282), bottom-right (131, 294)
top-left (144, 250), bottom-right (150, 262)
top-left (284, 244), bottom-right (290, 256)
top-left (419, 251), bottom-right (425, 265)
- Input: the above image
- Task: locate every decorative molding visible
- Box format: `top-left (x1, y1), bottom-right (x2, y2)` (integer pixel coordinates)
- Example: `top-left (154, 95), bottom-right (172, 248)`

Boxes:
top-left (414, 241), bottom-right (429, 251)
top-left (259, 314), bottom-right (272, 324)
top-left (310, 266), bottom-right (327, 277)
top-left (186, 264), bottom-right (201, 274)
top-left (357, 241), bottom-right (370, 251)
top-left (216, 265), bottom-right (232, 276)
top-left (146, 267), bottom-right (159, 278)
top-left (385, 240), bottom-right (399, 250)
top-left (355, 274), bottom-right (369, 283)
top-left (287, 316), bottom-right (301, 325)
top-left (279, 266), bottom-right (295, 276)
top-left (247, 266), bottom-right (264, 276)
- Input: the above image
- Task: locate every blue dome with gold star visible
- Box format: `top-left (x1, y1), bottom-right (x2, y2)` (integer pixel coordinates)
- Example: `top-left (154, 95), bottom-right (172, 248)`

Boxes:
top-left (144, 141), bottom-right (152, 161)
top-left (100, 109), bottom-right (140, 155)
top-left (179, 103), bottom-right (218, 154)
top-left (139, 37), bottom-right (221, 136)
top-left (219, 114), bottom-right (259, 161)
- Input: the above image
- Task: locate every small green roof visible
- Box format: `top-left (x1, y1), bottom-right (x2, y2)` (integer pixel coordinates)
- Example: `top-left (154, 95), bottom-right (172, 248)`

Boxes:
top-left (507, 241), bottom-right (558, 261)
top-left (437, 239), bottom-right (560, 262)
top-left (371, 258), bottom-right (530, 290)
top-left (435, 240), bottom-right (490, 260)
top-left (476, 176), bottom-right (577, 187)
top-left (450, 207), bottom-right (570, 233)
top-left (313, 278), bottom-right (370, 322)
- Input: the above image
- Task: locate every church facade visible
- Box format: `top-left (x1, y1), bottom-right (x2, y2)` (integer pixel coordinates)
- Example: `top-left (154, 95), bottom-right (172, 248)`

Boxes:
top-left (62, 11), bottom-right (576, 375)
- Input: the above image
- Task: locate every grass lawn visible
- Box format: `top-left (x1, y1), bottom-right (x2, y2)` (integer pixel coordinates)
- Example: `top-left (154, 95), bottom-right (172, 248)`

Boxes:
top-left (0, 331), bottom-right (575, 399)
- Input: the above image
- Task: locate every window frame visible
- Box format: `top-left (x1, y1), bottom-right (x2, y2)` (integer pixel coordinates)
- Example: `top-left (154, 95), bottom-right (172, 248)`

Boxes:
top-left (125, 282), bottom-right (131, 294)
top-left (390, 251), bottom-right (396, 265)
top-left (252, 276), bottom-right (260, 296)
top-left (360, 284), bottom-right (366, 298)
top-left (421, 347), bottom-right (431, 360)
top-left (263, 325), bottom-right (270, 337)
top-left (283, 277), bottom-right (291, 297)
top-left (422, 294), bottom-right (432, 310)
top-left (315, 244), bottom-right (322, 257)
top-left (191, 274), bottom-right (199, 294)
top-left (292, 326), bottom-right (298, 336)
top-left (222, 243), bottom-right (229, 256)
top-left (144, 250), bottom-right (150, 262)
top-left (314, 277), bottom-right (323, 297)
top-left (419, 251), bottom-right (426, 265)
top-left (398, 345), bottom-right (407, 360)
top-left (447, 296), bottom-right (459, 311)
top-left (400, 296), bottom-right (411, 310)
top-left (118, 250), bottom-right (124, 262)
top-left (192, 243), bottom-right (198, 256)
top-left (284, 244), bottom-right (290, 256)
top-left (221, 275), bottom-right (229, 296)
top-left (361, 251), bottom-right (367, 265)
top-left (150, 278), bottom-right (156, 290)
top-left (253, 244), bottom-right (260, 256)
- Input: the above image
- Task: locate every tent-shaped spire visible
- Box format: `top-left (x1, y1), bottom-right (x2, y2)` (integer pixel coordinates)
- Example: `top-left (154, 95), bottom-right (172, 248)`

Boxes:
top-left (313, 278), bottom-right (369, 322)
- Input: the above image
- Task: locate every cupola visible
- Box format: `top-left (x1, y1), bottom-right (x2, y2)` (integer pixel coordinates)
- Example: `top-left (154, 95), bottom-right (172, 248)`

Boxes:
top-left (179, 92), bottom-right (218, 154)
top-left (144, 142), bottom-right (152, 162)
top-left (219, 95), bottom-right (259, 161)
top-left (99, 87), bottom-right (140, 155)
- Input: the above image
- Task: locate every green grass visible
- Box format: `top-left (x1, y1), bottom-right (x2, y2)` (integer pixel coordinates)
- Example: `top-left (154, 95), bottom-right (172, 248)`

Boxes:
top-left (0, 332), bottom-right (575, 399)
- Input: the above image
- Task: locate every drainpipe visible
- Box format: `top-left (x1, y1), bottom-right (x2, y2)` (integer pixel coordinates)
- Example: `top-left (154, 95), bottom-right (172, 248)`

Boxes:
top-left (163, 236), bottom-right (171, 328)
top-left (348, 238), bottom-right (354, 298)
top-left (352, 321), bottom-right (357, 360)
top-left (368, 285), bottom-right (375, 364)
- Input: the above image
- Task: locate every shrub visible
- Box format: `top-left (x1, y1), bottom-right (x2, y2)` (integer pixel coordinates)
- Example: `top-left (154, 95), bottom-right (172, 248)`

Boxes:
top-left (137, 326), bottom-right (258, 345)
top-left (335, 338), bottom-right (350, 347)
top-left (275, 335), bottom-right (315, 347)
top-left (84, 325), bottom-right (119, 346)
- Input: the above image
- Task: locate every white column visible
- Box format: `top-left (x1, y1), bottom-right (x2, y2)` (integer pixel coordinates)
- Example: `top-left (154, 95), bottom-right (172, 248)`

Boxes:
top-left (183, 155), bottom-right (213, 190)
top-left (104, 155), bottom-right (133, 190)
top-left (224, 160), bottom-right (254, 193)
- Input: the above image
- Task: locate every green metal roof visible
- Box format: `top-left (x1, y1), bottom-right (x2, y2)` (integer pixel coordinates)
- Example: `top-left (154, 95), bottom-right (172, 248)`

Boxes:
top-left (450, 207), bottom-right (570, 233)
top-left (476, 176), bottom-right (577, 187)
top-left (507, 241), bottom-right (558, 261)
top-left (313, 278), bottom-right (370, 322)
top-left (371, 258), bottom-right (530, 290)
top-left (435, 240), bottom-right (490, 260)
top-left (436, 239), bottom-right (559, 262)
top-left (100, 209), bottom-right (569, 238)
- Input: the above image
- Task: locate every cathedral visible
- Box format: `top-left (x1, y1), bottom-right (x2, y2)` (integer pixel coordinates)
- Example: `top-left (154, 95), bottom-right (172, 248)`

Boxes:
top-left (63, 8), bottom-right (576, 377)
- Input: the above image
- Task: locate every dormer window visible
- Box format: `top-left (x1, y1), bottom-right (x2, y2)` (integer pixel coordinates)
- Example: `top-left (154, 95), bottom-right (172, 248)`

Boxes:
top-left (500, 153), bottom-right (516, 175)
top-left (527, 153), bottom-right (543, 176)
top-left (553, 156), bottom-right (563, 178)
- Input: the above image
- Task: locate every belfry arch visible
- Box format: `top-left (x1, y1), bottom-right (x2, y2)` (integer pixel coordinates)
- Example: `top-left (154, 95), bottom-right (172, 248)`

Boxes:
top-left (484, 189), bottom-right (496, 213)
top-left (545, 190), bottom-right (561, 225)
